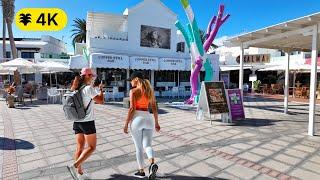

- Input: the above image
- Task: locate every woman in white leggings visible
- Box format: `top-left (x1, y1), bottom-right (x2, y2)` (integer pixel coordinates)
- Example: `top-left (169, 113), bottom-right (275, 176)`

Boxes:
top-left (123, 71), bottom-right (160, 179)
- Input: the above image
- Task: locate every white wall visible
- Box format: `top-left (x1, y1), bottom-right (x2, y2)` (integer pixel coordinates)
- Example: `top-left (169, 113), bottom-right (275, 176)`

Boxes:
top-left (40, 35), bottom-right (67, 54)
top-left (88, 0), bottom-right (190, 59)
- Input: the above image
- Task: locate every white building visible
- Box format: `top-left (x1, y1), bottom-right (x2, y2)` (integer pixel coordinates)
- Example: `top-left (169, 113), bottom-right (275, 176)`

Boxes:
top-left (213, 44), bottom-right (312, 89)
top-left (0, 35), bottom-right (67, 62)
top-left (0, 35), bottom-right (69, 84)
top-left (70, 0), bottom-right (220, 94)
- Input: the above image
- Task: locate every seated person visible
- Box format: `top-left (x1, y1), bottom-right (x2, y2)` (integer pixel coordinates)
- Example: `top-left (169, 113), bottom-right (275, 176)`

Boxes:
top-left (6, 83), bottom-right (16, 108)
top-left (6, 82), bottom-right (16, 95)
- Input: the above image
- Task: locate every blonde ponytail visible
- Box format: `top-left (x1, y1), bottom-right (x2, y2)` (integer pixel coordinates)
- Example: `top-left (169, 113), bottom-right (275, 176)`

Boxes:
top-left (138, 78), bottom-right (154, 101)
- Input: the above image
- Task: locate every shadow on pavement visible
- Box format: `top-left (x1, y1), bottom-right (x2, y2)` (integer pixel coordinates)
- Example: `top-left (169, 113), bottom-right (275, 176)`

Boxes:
top-left (0, 137), bottom-right (35, 150)
top-left (108, 174), bottom-right (226, 180)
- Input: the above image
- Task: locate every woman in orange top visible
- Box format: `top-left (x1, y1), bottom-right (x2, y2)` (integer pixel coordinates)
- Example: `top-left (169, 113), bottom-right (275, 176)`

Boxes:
top-left (123, 71), bottom-right (160, 179)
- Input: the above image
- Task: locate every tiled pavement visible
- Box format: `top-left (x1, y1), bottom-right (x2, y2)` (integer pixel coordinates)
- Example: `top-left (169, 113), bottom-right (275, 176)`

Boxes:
top-left (1, 96), bottom-right (320, 180)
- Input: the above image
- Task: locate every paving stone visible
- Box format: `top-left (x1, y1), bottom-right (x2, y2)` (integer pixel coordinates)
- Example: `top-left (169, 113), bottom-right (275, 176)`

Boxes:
top-left (186, 162), bottom-right (218, 177)
top-left (250, 148), bottom-right (274, 156)
top-left (215, 172), bottom-right (241, 180)
top-left (292, 145), bottom-right (317, 153)
top-left (284, 149), bottom-right (308, 158)
top-left (187, 149), bottom-right (212, 160)
top-left (158, 161), bottom-right (180, 174)
top-left (290, 168), bottom-right (320, 180)
top-left (170, 155), bottom-right (197, 167)
top-left (225, 164), bottom-right (260, 180)
top-left (102, 148), bottom-right (125, 159)
top-left (273, 154), bottom-right (301, 165)
top-left (302, 161), bottom-right (320, 173)
top-left (117, 161), bottom-right (137, 173)
top-left (18, 159), bottom-right (48, 173)
top-left (218, 146), bottom-right (242, 155)
top-left (261, 160), bottom-right (291, 172)
top-left (238, 152), bottom-right (264, 162)
top-left (90, 167), bottom-right (119, 179)
top-left (231, 143), bottom-right (254, 150)
top-left (254, 174), bottom-right (277, 180)
top-left (205, 156), bottom-right (234, 169)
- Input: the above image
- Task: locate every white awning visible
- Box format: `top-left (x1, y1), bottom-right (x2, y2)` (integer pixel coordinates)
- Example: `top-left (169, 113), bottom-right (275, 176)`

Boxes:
top-left (69, 55), bottom-right (88, 69)
top-left (90, 53), bottom-right (129, 69)
top-left (225, 12), bottom-right (320, 51)
top-left (130, 56), bottom-right (158, 70)
top-left (159, 58), bottom-right (185, 71)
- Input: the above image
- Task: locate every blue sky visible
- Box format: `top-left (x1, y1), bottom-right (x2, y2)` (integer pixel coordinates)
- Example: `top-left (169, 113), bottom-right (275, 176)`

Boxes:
top-left (4, 0), bottom-right (320, 53)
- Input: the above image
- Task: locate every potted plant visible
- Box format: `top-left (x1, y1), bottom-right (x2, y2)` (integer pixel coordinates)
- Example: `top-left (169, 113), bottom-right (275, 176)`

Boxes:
top-left (253, 80), bottom-right (261, 93)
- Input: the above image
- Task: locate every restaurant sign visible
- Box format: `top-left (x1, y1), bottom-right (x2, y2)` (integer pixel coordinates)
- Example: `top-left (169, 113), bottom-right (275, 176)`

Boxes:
top-left (90, 53), bottom-right (129, 69)
top-left (236, 54), bottom-right (270, 64)
top-left (159, 58), bottom-right (185, 70)
top-left (130, 56), bottom-right (158, 70)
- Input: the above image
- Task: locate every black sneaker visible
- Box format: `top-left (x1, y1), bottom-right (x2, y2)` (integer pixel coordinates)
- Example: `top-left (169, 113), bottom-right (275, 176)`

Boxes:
top-left (148, 163), bottom-right (158, 180)
top-left (134, 171), bottom-right (145, 178)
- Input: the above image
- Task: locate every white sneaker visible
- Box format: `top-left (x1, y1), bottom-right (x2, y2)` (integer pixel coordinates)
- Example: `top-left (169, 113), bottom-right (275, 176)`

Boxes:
top-left (77, 171), bottom-right (90, 180)
top-left (67, 164), bottom-right (78, 180)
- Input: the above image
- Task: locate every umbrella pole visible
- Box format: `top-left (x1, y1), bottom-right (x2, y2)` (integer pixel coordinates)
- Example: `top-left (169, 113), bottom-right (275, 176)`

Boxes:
top-left (50, 72), bottom-right (52, 87)
top-left (55, 73), bottom-right (58, 86)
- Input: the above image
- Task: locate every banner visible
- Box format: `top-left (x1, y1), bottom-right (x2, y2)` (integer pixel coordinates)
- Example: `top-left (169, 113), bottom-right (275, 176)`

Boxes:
top-left (236, 54), bottom-right (270, 64)
top-left (91, 53), bottom-right (129, 69)
top-left (159, 58), bottom-right (185, 70)
top-left (130, 56), bottom-right (158, 70)
top-left (226, 89), bottom-right (245, 121)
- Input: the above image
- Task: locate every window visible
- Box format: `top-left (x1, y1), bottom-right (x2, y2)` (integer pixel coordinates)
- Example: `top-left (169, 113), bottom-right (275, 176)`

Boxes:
top-left (21, 52), bottom-right (35, 59)
top-left (176, 42), bottom-right (185, 53)
top-left (5, 51), bottom-right (11, 58)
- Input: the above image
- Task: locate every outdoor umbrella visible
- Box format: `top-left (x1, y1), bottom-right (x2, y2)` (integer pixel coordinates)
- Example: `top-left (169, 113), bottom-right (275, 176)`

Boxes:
top-left (0, 58), bottom-right (38, 84)
top-left (35, 61), bottom-right (71, 86)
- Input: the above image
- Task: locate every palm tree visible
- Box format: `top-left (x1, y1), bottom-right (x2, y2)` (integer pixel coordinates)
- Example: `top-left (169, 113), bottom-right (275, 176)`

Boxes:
top-left (2, 0), bottom-right (17, 59)
top-left (2, 12), bottom-right (6, 59)
top-left (71, 18), bottom-right (86, 48)
top-left (199, 29), bottom-right (218, 51)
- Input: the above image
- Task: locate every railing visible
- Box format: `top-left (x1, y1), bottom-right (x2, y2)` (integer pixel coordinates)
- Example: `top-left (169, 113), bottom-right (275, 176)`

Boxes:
top-left (92, 31), bottom-right (128, 41)
top-left (40, 53), bottom-right (70, 59)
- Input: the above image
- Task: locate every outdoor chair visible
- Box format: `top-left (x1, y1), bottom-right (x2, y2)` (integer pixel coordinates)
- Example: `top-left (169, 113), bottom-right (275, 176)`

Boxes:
top-left (271, 84), bottom-right (281, 94)
top-left (178, 86), bottom-right (186, 98)
top-left (112, 87), bottom-right (124, 101)
top-left (171, 87), bottom-right (179, 98)
top-left (261, 84), bottom-right (271, 94)
top-left (47, 88), bottom-right (61, 104)
top-left (294, 87), bottom-right (303, 98)
top-left (14, 86), bottom-right (25, 105)
top-left (301, 87), bottom-right (309, 99)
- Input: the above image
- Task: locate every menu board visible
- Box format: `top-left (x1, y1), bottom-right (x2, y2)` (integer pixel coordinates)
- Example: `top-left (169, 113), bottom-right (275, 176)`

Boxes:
top-left (226, 89), bottom-right (245, 120)
top-left (204, 82), bottom-right (229, 114)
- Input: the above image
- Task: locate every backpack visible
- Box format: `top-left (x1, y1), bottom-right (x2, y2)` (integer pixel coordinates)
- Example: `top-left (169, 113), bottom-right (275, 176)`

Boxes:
top-left (62, 86), bottom-right (92, 121)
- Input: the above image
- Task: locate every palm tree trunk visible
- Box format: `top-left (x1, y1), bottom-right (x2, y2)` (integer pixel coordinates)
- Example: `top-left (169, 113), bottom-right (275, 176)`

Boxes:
top-left (2, 5), bottom-right (6, 60)
top-left (7, 21), bottom-right (16, 58)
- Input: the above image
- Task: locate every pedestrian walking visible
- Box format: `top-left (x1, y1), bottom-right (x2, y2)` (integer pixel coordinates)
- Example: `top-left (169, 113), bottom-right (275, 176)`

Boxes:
top-left (67, 68), bottom-right (104, 180)
top-left (123, 71), bottom-right (160, 179)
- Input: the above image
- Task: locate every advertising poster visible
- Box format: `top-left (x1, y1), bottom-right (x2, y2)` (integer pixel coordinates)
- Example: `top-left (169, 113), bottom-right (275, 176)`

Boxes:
top-left (227, 89), bottom-right (245, 120)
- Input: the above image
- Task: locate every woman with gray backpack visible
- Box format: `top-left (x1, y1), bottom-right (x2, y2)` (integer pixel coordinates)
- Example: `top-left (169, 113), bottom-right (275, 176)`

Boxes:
top-left (66, 67), bottom-right (104, 180)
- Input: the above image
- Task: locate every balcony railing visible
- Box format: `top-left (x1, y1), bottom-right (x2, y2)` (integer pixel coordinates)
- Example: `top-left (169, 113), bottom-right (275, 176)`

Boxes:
top-left (92, 31), bottom-right (128, 41)
top-left (40, 53), bottom-right (70, 59)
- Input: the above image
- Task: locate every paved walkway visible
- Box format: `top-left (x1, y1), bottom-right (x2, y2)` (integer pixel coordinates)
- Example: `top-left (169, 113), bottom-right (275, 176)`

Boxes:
top-left (1, 96), bottom-right (320, 180)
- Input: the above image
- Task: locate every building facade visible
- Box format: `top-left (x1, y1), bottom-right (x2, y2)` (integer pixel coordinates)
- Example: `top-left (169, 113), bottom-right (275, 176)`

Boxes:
top-left (71, 0), bottom-right (220, 95)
